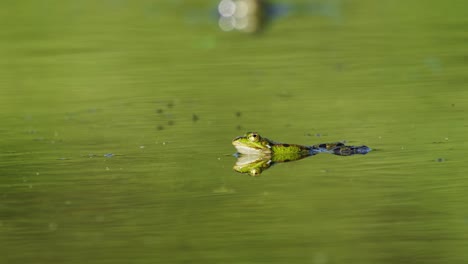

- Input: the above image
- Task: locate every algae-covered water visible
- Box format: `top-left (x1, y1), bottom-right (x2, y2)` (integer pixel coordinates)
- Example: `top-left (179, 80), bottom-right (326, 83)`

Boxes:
top-left (1, 1), bottom-right (468, 263)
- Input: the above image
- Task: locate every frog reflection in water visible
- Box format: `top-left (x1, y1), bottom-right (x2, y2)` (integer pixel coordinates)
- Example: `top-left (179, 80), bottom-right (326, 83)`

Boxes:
top-left (232, 132), bottom-right (371, 176)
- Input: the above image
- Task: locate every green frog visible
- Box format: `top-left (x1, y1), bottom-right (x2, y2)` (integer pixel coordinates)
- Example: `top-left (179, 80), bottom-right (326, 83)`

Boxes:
top-left (232, 132), bottom-right (371, 175)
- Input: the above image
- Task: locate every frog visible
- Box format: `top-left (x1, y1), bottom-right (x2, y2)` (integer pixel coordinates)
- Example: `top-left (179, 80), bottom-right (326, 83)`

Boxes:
top-left (232, 132), bottom-right (371, 175)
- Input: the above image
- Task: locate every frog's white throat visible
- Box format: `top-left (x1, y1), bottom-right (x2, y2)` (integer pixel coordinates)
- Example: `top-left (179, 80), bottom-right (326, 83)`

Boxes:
top-left (233, 144), bottom-right (272, 155)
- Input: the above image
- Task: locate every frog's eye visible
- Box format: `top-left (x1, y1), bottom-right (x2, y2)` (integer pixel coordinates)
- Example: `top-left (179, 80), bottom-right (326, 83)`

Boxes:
top-left (248, 133), bottom-right (259, 142)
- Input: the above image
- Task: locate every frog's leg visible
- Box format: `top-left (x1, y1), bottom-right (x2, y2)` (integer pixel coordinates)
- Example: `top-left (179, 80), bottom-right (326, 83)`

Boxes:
top-left (311, 142), bottom-right (345, 151)
top-left (311, 143), bottom-right (371, 155)
top-left (331, 145), bottom-right (372, 156)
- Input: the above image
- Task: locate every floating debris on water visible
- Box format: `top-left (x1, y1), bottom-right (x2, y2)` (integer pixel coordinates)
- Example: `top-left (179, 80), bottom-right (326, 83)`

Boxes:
top-left (436, 158), bottom-right (445, 162)
top-left (235, 111), bottom-right (242, 117)
top-left (104, 153), bottom-right (114, 158)
top-left (154, 101), bottom-right (176, 130)
top-left (192, 114), bottom-right (199, 122)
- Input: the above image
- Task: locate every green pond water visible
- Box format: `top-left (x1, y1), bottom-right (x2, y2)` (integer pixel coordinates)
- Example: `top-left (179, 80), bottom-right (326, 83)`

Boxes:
top-left (1, 0), bottom-right (468, 263)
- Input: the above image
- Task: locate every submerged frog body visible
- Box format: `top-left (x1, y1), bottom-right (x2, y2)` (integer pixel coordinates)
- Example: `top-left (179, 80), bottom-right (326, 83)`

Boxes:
top-left (232, 132), bottom-right (371, 175)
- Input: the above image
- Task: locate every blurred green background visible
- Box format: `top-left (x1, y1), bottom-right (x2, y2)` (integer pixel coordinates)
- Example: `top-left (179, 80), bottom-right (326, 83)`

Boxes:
top-left (1, 0), bottom-right (468, 263)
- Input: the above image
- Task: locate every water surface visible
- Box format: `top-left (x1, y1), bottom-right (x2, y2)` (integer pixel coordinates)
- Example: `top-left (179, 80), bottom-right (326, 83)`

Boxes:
top-left (1, 1), bottom-right (468, 263)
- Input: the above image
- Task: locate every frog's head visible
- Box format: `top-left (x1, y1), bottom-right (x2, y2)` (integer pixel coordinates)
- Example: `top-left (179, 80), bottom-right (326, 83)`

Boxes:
top-left (232, 132), bottom-right (272, 155)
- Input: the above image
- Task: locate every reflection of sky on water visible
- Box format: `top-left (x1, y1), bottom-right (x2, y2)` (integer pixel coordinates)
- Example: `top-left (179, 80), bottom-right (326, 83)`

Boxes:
top-left (217, 0), bottom-right (343, 33)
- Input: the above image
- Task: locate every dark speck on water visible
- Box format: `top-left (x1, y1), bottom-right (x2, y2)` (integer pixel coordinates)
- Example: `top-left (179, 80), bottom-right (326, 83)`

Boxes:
top-left (192, 114), bottom-right (199, 122)
top-left (436, 158), bottom-right (445, 162)
top-left (334, 63), bottom-right (345, 72)
top-left (235, 111), bottom-right (242, 117)
top-left (167, 102), bottom-right (174, 108)
top-left (156, 109), bottom-right (163, 114)
top-left (157, 125), bottom-right (164, 130)
top-left (277, 91), bottom-right (293, 98)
